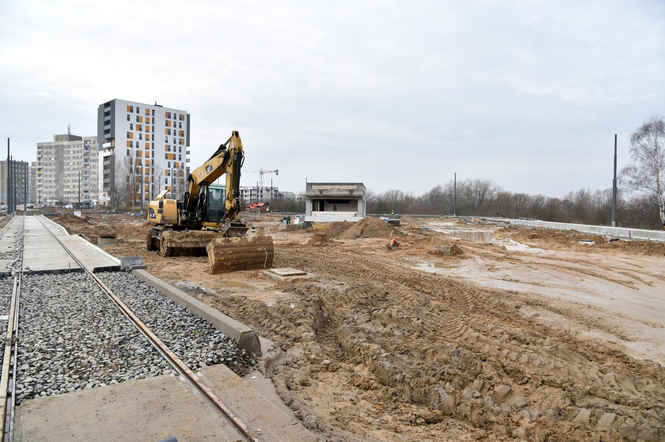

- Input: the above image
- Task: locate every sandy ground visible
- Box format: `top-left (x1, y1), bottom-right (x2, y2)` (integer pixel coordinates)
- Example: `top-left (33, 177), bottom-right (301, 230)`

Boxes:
top-left (52, 213), bottom-right (665, 441)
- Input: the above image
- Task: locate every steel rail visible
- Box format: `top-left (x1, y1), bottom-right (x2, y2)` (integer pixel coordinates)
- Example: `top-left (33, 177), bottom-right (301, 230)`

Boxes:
top-left (0, 215), bottom-right (24, 442)
top-left (35, 216), bottom-right (257, 442)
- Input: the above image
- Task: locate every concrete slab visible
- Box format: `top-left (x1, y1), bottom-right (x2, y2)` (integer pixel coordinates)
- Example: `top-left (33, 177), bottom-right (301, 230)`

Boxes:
top-left (268, 268), bottom-right (307, 277)
top-left (0, 217), bottom-right (21, 274)
top-left (199, 365), bottom-right (318, 442)
top-left (34, 216), bottom-right (121, 272)
top-left (14, 374), bottom-right (244, 442)
top-left (22, 217), bottom-right (80, 274)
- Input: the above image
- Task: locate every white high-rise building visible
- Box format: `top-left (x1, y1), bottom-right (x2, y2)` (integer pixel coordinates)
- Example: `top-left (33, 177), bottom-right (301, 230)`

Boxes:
top-left (97, 99), bottom-right (190, 207)
top-left (36, 133), bottom-right (99, 206)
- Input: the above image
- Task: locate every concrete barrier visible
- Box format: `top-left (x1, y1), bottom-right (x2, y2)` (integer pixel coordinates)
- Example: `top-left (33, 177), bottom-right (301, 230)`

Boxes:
top-left (479, 217), bottom-right (665, 242)
top-left (131, 269), bottom-right (262, 356)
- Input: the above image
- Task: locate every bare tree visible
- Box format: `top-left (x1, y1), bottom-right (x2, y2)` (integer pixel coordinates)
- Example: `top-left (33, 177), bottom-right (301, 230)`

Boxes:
top-left (149, 161), bottom-right (165, 201)
top-left (621, 116), bottom-right (665, 226)
top-left (115, 154), bottom-right (140, 208)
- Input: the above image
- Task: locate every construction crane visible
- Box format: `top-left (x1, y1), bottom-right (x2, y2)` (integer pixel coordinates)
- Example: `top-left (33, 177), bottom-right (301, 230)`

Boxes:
top-left (248, 168), bottom-right (279, 204)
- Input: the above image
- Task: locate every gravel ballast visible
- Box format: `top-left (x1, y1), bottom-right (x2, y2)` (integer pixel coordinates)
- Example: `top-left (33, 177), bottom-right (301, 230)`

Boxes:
top-left (98, 271), bottom-right (255, 375)
top-left (16, 273), bottom-right (175, 404)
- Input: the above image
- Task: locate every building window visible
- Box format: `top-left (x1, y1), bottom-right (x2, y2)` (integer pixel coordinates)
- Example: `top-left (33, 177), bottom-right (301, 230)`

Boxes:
top-left (137, 107), bottom-right (140, 113)
top-left (152, 142), bottom-right (154, 148)
top-left (127, 131), bottom-right (131, 138)
top-left (179, 122), bottom-right (182, 129)
top-left (179, 154), bottom-right (181, 161)
top-left (135, 141), bottom-right (139, 148)
top-left (152, 109), bottom-right (155, 116)
top-left (127, 149), bottom-right (130, 156)
top-left (136, 115), bottom-right (139, 122)
top-left (139, 134), bottom-right (142, 140)
top-left (127, 114), bottom-right (130, 121)
top-left (130, 123), bottom-right (133, 130)
top-left (165, 136), bottom-right (168, 143)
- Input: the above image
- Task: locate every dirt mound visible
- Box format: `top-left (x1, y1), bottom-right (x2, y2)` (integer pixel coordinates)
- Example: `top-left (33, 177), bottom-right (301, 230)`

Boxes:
top-left (324, 221), bottom-right (354, 238)
top-left (338, 218), bottom-right (402, 239)
top-left (51, 214), bottom-right (92, 225)
top-left (429, 244), bottom-right (465, 257)
top-left (309, 233), bottom-right (330, 246)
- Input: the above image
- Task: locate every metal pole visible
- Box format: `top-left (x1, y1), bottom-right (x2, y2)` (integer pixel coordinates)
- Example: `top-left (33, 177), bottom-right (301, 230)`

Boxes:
top-left (612, 134), bottom-right (618, 227)
top-left (453, 172), bottom-right (457, 217)
top-left (270, 178), bottom-right (273, 210)
top-left (10, 155), bottom-right (14, 213)
top-left (6, 139), bottom-right (9, 211)
top-left (78, 171), bottom-right (81, 209)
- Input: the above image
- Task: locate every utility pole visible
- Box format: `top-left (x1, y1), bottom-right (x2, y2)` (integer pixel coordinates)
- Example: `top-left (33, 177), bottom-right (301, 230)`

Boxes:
top-left (140, 164), bottom-right (144, 211)
top-left (6, 139), bottom-right (10, 213)
top-left (453, 172), bottom-right (457, 217)
top-left (612, 134), bottom-right (618, 227)
top-left (10, 155), bottom-right (14, 214)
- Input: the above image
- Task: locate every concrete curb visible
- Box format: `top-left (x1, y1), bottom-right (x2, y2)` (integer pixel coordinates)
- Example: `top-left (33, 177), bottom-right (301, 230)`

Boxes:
top-left (130, 269), bottom-right (262, 356)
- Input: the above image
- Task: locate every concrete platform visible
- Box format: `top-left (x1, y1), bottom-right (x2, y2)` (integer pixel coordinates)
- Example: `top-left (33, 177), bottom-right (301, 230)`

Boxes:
top-left (14, 372), bottom-right (245, 442)
top-left (15, 363), bottom-right (317, 442)
top-left (22, 216), bottom-right (120, 273)
top-left (22, 216), bottom-right (81, 274)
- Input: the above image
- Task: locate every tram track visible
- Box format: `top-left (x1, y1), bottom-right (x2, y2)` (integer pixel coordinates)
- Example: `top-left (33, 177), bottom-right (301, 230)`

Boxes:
top-left (0, 216), bottom-right (260, 442)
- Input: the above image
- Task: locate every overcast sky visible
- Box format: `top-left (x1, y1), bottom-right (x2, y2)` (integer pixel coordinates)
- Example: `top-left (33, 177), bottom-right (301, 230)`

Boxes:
top-left (1, 0), bottom-right (663, 197)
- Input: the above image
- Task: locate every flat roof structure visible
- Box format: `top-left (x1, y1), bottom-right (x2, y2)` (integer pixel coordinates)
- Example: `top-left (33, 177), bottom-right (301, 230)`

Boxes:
top-left (305, 182), bottom-right (366, 222)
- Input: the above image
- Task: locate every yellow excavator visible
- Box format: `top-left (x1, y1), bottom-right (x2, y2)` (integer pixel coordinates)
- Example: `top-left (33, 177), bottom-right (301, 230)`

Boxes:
top-left (147, 131), bottom-right (274, 272)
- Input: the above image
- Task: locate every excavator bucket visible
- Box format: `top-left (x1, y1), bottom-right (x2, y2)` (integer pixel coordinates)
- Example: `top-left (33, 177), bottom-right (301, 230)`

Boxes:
top-left (159, 230), bottom-right (221, 256)
top-left (207, 236), bottom-right (274, 273)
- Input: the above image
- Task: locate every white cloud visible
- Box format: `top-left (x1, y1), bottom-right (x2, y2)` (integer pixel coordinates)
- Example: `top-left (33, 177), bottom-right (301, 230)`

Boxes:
top-left (0, 0), bottom-right (663, 197)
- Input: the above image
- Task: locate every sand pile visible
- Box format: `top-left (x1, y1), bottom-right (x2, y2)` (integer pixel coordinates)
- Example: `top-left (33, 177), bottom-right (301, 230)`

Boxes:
top-left (324, 221), bottom-right (354, 238)
top-left (338, 217), bottom-right (402, 239)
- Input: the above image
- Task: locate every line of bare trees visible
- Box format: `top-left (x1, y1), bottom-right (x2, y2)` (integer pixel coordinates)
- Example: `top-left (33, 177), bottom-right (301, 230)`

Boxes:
top-left (365, 180), bottom-right (662, 229)
top-left (368, 116), bottom-right (665, 230)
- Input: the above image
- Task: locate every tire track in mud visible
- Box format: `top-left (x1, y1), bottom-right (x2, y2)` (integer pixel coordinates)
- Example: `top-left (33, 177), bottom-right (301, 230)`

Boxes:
top-left (268, 245), bottom-right (665, 441)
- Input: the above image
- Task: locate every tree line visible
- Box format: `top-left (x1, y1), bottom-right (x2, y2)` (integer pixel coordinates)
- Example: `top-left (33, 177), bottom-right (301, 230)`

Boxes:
top-left (363, 180), bottom-right (663, 229)
top-left (366, 116), bottom-right (665, 230)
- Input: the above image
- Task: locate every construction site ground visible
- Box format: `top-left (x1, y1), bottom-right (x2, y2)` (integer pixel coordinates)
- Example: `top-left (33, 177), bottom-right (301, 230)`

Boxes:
top-left (51, 212), bottom-right (665, 441)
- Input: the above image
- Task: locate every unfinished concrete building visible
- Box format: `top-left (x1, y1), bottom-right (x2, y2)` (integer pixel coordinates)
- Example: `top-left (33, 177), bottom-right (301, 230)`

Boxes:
top-left (305, 182), bottom-right (366, 222)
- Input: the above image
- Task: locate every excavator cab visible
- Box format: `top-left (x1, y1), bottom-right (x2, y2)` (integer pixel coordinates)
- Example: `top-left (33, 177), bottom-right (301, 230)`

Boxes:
top-left (203, 184), bottom-right (226, 225)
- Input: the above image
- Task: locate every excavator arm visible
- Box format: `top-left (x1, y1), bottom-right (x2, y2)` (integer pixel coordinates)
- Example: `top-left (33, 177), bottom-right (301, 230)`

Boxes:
top-left (183, 131), bottom-right (244, 221)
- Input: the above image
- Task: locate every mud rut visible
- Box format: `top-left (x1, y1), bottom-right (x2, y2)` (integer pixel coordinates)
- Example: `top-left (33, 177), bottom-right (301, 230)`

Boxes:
top-left (192, 243), bottom-right (665, 441)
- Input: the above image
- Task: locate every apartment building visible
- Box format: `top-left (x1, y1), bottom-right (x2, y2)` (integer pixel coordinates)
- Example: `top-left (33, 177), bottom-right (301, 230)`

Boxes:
top-left (0, 160), bottom-right (29, 206)
top-left (97, 99), bottom-right (190, 207)
top-left (239, 186), bottom-right (282, 204)
top-left (36, 133), bottom-right (99, 206)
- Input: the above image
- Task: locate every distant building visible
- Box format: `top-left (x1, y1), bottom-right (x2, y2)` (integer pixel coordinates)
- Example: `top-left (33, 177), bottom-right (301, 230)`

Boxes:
top-left (36, 133), bottom-right (99, 206)
top-left (29, 161), bottom-right (37, 204)
top-left (97, 99), bottom-right (190, 207)
top-left (0, 160), bottom-right (29, 206)
top-left (305, 182), bottom-right (366, 222)
top-left (239, 186), bottom-right (280, 204)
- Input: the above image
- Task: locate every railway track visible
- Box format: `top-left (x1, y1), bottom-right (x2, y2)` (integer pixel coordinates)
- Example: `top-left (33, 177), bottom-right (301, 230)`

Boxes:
top-left (0, 216), bottom-right (259, 442)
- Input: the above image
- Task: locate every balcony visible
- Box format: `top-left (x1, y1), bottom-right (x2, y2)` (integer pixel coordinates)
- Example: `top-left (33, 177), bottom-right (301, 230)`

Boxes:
top-left (104, 115), bottom-right (111, 122)
top-left (104, 124), bottom-right (111, 131)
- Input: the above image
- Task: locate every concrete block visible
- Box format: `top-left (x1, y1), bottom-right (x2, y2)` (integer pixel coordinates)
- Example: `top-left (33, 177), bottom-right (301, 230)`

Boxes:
top-left (120, 256), bottom-right (143, 270)
top-left (131, 269), bottom-right (262, 356)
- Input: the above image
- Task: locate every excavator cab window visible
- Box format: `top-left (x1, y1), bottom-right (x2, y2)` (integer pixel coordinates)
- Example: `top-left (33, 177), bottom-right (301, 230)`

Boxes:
top-left (205, 186), bottom-right (225, 223)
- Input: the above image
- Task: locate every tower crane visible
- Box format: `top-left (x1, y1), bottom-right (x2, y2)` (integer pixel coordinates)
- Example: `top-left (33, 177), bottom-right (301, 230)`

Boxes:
top-left (248, 169), bottom-right (279, 203)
